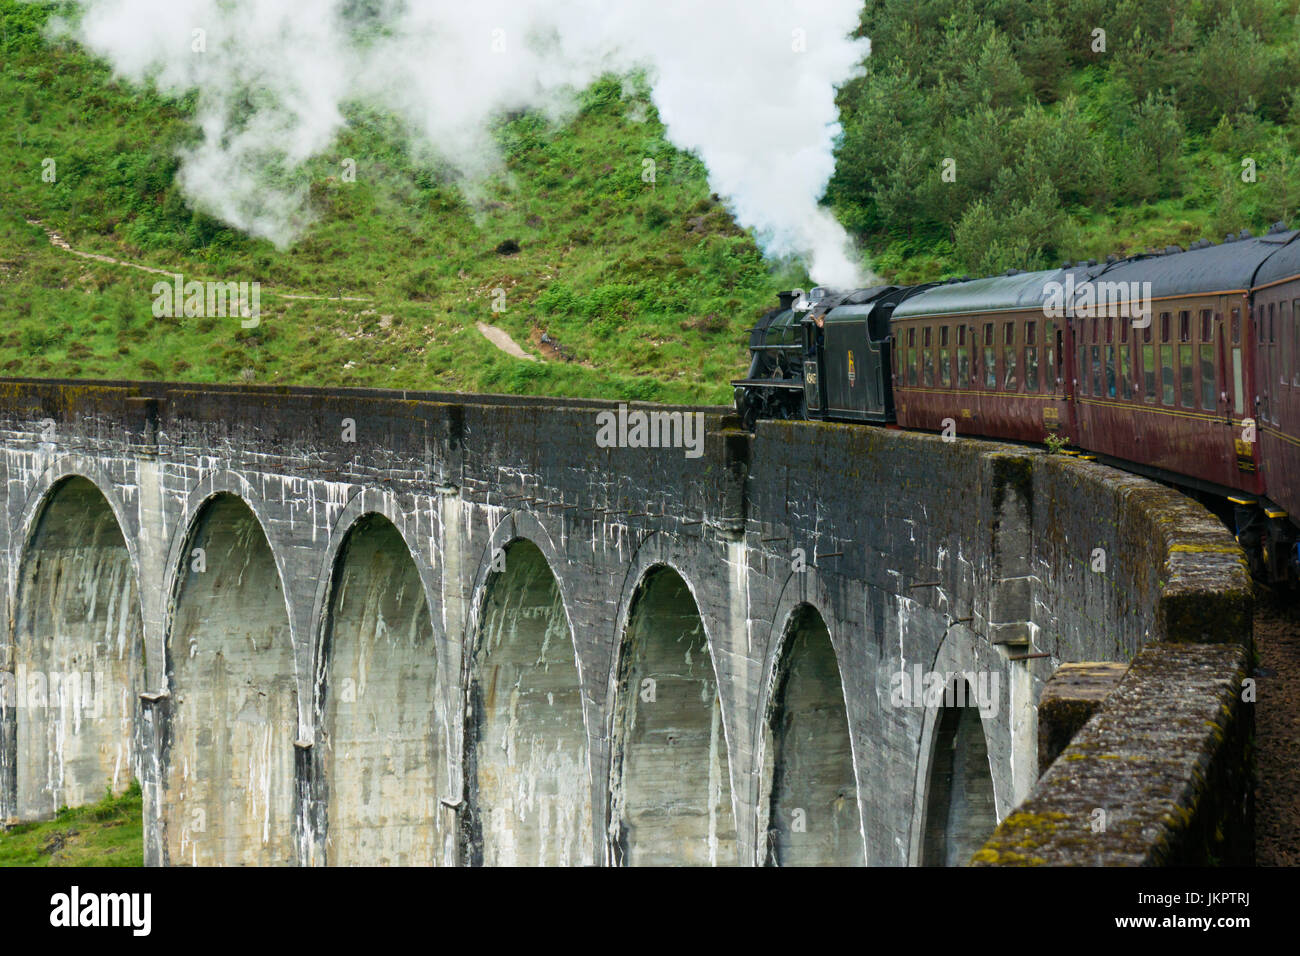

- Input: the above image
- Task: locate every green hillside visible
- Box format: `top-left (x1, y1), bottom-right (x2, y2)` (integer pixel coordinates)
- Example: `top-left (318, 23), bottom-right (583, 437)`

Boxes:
top-left (0, 781), bottom-right (142, 867)
top-left (0, 2), bottom-right (794, 405)
top-left (1, 0), bottom-right (1299, 403)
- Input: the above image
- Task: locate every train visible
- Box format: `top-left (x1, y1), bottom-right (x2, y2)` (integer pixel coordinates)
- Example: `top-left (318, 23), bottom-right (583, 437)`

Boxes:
top-left (733, 224), bottom-right (1300, 584)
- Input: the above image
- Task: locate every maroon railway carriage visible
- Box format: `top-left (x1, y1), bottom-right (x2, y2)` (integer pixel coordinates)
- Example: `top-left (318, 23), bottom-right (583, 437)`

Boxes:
top-left (889, 269), bottom-right (1070, 443)
top-left (1248, 234), bottom-right (1300, 571)
top-left (1059, 234), bottom-right (1300, 500)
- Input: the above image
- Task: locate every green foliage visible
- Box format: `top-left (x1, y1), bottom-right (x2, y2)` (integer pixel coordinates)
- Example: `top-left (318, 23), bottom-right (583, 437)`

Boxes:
top-left (832, 0), bottom-right (1300, 281)
top-left (0, 780), bottom-right (142, 867)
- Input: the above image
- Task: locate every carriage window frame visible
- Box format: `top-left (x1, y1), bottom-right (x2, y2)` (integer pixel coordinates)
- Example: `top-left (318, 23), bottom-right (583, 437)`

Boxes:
top-left (940, 326), bottom-right (951, 388)
top-left (1160, 344), bottom-right (1175, 405)
top-left (922, 326), bottom-right (935, 387)
top-left (1143, 344), bottom-right (1157, 403)
top-left (1293, 300), bottom-right (1300, 387)
top-left (1179, 343), bottom-right (1195, 409)
top-left (1046, 321), bottom-right (1057, 390)
top-left (906, 325), bottom-right (918, 387)
top-left (1200, 341), bottom-right (1215, 410)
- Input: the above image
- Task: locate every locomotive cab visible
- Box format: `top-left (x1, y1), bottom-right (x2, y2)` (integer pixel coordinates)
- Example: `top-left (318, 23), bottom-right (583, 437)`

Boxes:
top-left (800, 314), bottom-right (826, 418)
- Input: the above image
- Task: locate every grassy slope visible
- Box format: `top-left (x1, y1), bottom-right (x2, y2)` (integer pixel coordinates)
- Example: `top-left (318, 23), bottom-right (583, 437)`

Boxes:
top-left (0, 2), bottom-right (800, 405)
top-left (0, 780), bottom-right (143, 867)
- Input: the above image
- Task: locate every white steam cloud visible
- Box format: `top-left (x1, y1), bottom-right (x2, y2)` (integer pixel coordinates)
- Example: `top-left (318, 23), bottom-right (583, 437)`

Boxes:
top-left (60, 0), bottom-right (870, 286)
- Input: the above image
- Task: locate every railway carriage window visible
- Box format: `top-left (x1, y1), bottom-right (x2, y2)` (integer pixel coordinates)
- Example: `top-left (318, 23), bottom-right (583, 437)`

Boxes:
top-left (1091, 345), bottom-right (1102, 396)
top-left (1143, 344), bottom-right (1157, 402)
top-left (1106, 317), bottom-right (1113, 343)
top-left (1002, 323), bottom-right (1016, 390)
top-left (1105, 344), bottom-right (1116, 398)
top-left (1143, 321), bottom-right (1152, 344)
top-left (1293, 300), bottom-right (1300, 386)
top-left (1200, 342), bottom-right (1215, 410)
top-left (1161, 345), bottom-right (1175, 405)
top-left (1180, 344), bottom-right (1195, 408)
top-left (1179, 311), bottom-right (1190, 343)
top-left (923, 327), bottom-right (934, 387)
top-left (1231, 308), bottom-right (1241, 344)
top-left (907, 327), bottom-right (918, 387)
top-left (1077, 340), bottom-right (1087, 396)
top-left (940, 348), bottom-right (951, 387)
top-left (1121, 318), bottom-right (1129, 343)
top-left (1285, 301), bottom-right (1295, 386)
top-left (1047, 322), bottom-right (1059, 389)
top-left (1026, 321), bottom-right (1037, 346)
top-left (1120, 345), bottom-right (1132, 399)
top-left (1233, 343), bottom-right (1245, 416)
top-left (1161, 313), bottom-right (1171, 343)
top-left (957, 344), bottom-right (970, 387)
top-left (1025, 345), bottom-right (1039, 391)
top-left (984, 323), bottom-right (996, 389)
top-left (1269, 303), bottom-right (1275, 343)
top-left (1200, 310), bottom-right (1212, 343)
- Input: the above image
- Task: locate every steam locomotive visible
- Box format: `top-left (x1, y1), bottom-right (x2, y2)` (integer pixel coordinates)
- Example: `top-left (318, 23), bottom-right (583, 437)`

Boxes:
top-left (733, 225), bottom-right (1300, 583)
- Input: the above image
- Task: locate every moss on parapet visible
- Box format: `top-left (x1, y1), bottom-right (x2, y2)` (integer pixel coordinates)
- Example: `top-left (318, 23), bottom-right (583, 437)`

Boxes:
top-left (973, 642), bottom-right (1253, 866)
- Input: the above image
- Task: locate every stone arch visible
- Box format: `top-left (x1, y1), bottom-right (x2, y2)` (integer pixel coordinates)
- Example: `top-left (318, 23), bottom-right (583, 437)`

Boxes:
top-left (463, 515), bottom-right (591, 866)
top-left (162, 489), bottom-right (297, 866)
top-left (756, 596), bottom-right (864, 866)
top-left (10, 473), bottom-right (143, 819)
top-left (10, 456), bottom-right (140, 581)
top-left (315, 509), bottom-right (443, 865)
top-left (918, 676), bottom-right (998, 867)
top-left (906, 623), bottom-right (1008, 867)
top-left (606, 561), bottom-right (735, 866)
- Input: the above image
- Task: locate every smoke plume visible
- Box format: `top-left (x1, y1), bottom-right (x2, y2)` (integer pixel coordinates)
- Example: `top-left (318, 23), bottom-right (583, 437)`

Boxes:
top-left (60, 0), bottom-right (871, 286)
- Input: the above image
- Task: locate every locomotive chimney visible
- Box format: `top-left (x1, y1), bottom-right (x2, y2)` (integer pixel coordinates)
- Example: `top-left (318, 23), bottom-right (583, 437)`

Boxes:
top-left (778, 290), bottom-right (797, 310)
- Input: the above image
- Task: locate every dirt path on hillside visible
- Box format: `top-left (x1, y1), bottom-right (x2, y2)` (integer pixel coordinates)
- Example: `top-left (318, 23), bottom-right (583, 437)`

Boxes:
top-left (1254, 590), bottom-right (1300, 866)
top-left (27, 218), bottom-right (541, 361)
top-left (475, 321), bottom-right (537, 361)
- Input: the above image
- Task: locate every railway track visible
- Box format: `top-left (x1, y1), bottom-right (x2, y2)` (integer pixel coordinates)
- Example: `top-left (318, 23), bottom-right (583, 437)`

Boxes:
top-left (1253, 588), bottom-right (1300, 865)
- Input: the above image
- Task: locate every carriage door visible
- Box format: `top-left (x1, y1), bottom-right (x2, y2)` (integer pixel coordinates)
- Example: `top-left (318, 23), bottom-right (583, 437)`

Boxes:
top-left (1062, 317), bottom-right (1079, 441)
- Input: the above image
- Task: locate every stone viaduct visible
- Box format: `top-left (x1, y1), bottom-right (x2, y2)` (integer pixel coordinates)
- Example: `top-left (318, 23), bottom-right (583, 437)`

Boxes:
top-left (0, 379), bottom-right (1253, 866)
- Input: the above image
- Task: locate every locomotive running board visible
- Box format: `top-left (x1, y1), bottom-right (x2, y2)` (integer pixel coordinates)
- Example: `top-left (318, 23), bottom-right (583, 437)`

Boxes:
top-left (730, 378), bottom-right (804, 390)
